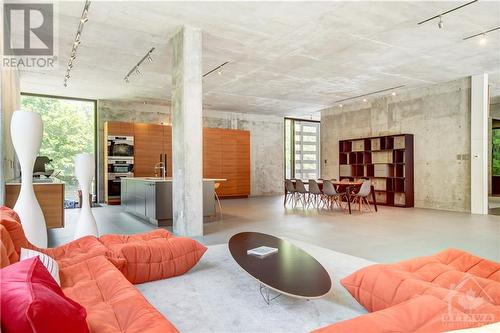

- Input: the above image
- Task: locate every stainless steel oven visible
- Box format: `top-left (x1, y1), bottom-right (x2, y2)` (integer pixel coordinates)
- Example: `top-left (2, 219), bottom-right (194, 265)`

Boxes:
top-left (107, 172), bottom-right (133, 199)
top-left (108, 136), bottom-right (134, 158)
top-left (108, 159), bottom-right (134, 174)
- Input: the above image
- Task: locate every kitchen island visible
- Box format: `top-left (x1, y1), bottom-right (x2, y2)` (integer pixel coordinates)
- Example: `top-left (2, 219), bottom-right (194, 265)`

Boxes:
top-left (121, 177), bottom-right (224, 226)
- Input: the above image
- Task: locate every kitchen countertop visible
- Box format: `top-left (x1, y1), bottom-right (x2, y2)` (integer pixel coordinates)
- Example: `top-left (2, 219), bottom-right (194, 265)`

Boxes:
top-left (123, 177), bottom-right (227, 182)
top-left (6, 177), bottom-right (65, 185)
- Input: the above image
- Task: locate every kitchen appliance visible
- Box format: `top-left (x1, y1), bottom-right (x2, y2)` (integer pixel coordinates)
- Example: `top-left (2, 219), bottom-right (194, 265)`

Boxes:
top-left (107, 172), bottom-right (133, 200)
top-left (108, 135), bottom-right (134, 159)
top-left (108, 159), bottom-right (134, 174)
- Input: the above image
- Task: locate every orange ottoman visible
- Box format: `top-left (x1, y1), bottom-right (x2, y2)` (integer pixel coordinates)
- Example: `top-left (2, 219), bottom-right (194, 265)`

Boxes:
top-left (99, 230), bottom-right (207, 284)
top-left (313, 294), bottom-right (500, 333)
top-left (341, 249), bottom-right (500, 312)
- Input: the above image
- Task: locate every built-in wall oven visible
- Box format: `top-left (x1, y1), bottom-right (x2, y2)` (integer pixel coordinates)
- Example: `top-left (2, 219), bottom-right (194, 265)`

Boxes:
top-left (108, 136), bottom-right (134, 158)
top-left (107, 136), bottom-right (134, 203)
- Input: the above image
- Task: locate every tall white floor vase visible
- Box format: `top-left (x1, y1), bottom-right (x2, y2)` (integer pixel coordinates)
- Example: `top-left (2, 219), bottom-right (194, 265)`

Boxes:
top-left (74, 153), bottom-right (98, 239)
top-left (10, 111), bottom-right (47, 247)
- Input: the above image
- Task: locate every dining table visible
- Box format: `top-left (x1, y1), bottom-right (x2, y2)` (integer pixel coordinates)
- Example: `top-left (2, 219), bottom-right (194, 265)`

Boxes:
top-left (286, 179), bottom-right (378, 214)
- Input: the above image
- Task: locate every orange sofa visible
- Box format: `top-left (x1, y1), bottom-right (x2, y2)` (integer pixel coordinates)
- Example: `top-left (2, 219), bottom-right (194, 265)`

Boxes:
top-left (314, 249), bottom-right (500, 332)
top-left (1, 206), bottom-right (207, 332)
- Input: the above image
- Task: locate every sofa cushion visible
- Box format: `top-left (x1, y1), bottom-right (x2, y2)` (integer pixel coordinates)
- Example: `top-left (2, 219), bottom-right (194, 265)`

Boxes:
top-left (100, 231), bottom-right (207, 284)
top-left (0, 257), bottom-right (89, 333)
top-left (341, 249), bottom-right (500, 312)
top-left (60, 255), bottom-right (178, 333)
top-left (0, 224), bottom-right (18, 268)
top-left (0, 206), bottom-right (32, 254)
top-left (312, 294), bottom-right (499, 333)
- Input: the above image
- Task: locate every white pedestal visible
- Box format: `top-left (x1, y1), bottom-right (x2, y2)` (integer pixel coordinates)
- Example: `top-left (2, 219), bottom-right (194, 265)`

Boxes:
top-left (74, 153), bottom-right (98, 239)
top-left (10, 110), bottom-right (47, 247)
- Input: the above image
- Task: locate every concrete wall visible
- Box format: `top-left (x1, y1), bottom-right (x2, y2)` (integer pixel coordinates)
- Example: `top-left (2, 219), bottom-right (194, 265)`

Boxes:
top-left (321, 77), bottom-right (471, 212)
top-left (97, 99), bottom-right (283, 201)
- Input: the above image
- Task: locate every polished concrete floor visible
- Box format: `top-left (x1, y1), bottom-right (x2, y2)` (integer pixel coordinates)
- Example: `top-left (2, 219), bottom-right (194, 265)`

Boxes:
top-left (51, 196), bottom-right (500, 263)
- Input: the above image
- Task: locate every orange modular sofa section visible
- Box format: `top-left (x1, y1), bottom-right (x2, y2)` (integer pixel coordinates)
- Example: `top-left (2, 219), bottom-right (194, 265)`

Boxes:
top-left (316, 249), bottom-right (500, 333)
top-left (61, 255), bottom-right (178, 333)
top-left (100, 230), bottom-right (207, 284)
top-left (1, 206), bottom-right (207, 333)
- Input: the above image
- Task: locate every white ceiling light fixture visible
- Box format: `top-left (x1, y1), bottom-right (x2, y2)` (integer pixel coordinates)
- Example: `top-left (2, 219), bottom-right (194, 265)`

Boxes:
top-left (417, 0), bottom-right (477, 29)
top-left (332, 85), bottom-right (405, 106)
top-left (391, 92), bottom-right (396, 96)
top-left (363, 98), bottom-right (367, 102)
top-left (124, 47), bottom-right (155, 84)
top-left (463, 26), bottom-right (499, 46)
top-left (339, 104), bottom-right (343, 108)
top-left (64, 0), bottom-right (91, 88)
top-left (438, 16), bottom-right (444, 29)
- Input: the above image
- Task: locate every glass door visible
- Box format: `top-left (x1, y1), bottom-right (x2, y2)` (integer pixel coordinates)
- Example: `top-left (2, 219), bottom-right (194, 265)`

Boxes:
top-left (284, 118), bottom-right (321, 180)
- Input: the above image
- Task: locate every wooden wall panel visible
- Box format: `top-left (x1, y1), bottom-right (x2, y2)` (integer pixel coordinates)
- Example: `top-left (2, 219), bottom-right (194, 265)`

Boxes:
top-left (105, 121), bottom-right (250, 200)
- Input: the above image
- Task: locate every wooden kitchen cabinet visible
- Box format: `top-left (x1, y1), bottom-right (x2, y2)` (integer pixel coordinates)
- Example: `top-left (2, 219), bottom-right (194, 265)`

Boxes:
top-left (105, 121), bottom-right (251, 201)
top-left (5, 182), bottom-right (65, 229)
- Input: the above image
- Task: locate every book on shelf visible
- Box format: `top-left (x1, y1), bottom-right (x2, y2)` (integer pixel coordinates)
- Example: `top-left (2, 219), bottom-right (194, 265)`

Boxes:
top-left (247, 246), bottom-right (278, 258)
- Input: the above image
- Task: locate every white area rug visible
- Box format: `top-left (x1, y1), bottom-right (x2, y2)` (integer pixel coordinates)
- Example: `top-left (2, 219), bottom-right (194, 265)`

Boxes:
top-left (137, 239), bottom-right (375, 333)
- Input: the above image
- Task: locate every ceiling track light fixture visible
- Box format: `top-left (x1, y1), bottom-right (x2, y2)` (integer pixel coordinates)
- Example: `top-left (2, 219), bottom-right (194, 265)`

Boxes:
top-left (124, 47), bottom-right (155, 84)
top-left (333, 85), bottom-right (406, 106)
top-left (64, 0), bottom-right (91, 88)
top-left (463, 26), bottom-right (500, 45)
top-left (417, 0), bottom-right (477, 27)
top-left (203, 61), bottom-right (229, 78)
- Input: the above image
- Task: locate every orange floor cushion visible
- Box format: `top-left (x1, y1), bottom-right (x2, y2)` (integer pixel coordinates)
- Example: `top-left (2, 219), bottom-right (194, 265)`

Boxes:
top-left (100, 231), bottom-right (207, 284)
top-left (61, 255), bottom-right (178, 333)
top-left (341, 248), bottom-right (500, 313)
top-left (313, 294), bottom-right (500, 333)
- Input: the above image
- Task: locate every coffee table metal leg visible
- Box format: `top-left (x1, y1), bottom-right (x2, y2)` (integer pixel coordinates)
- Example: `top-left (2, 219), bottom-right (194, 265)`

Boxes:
top-left (259, 284), bottom-right (282, 305)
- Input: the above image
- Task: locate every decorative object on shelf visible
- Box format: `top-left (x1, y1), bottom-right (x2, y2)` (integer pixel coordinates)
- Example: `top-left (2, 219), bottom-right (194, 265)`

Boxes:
top-left (10, 110), bottom-right (47, 247)
top-left (74, 153), bottom-right (98, 239)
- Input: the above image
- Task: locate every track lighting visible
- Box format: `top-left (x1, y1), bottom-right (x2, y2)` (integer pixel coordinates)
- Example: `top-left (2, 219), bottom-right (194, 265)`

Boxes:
top-left (391, 92), bottom-right (396, 96)
top-left (363, 98), bottom-right (367, 102)
top-left (339, 104), bottom-right (343, 108)
top-left (63, 0), bottom-right (91, 86)
top-left (332, 85), bottom-right (405, 105)
top-left (417, 1), bottom-right (477, 27)
top-left (203, 61), bottom-right (229, 78)
top-left (463, 26), bottom-right (499, 45)
top-left (123, 47), bottom-right (155, 84)
top-left (438, 16), bottom-right (444, 29)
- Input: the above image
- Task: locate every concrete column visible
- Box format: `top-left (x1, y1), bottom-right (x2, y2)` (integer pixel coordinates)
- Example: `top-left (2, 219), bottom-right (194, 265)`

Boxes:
top-left (471, 74), bottom-right (489, 214)
top-left (170, 26), bottom-right (203, 236)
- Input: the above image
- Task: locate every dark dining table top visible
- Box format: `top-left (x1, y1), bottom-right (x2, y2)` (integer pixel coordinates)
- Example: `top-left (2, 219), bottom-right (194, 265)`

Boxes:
top-left (228, 232), bottom-right (332, 299)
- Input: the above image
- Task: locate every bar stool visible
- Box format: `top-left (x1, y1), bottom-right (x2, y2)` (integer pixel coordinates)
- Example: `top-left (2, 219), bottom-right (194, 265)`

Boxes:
top-left (214, 182), bottom-right (223, 218)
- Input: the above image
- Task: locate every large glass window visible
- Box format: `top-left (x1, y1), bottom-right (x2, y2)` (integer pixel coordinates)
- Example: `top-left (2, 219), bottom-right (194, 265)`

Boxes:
top-left (284, 118), bottom-right (320, 180)
top-left (21, 94), bottom-right (96, 203)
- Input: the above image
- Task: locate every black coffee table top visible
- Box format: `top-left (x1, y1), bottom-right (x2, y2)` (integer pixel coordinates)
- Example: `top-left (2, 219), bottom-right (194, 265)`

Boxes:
top-left (228, 232), bottom-right (332, 299)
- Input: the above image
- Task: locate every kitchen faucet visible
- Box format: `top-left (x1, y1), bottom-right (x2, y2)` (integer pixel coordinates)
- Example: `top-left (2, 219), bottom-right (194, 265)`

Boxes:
top-left (154, 162), bottom-right (166, 179)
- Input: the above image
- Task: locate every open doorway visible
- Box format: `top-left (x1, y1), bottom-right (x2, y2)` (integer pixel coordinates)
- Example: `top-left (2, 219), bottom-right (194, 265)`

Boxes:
top-left (489, 96), bottom-right (500, 214)
top-left (20, 93), bottom-right (97, 207)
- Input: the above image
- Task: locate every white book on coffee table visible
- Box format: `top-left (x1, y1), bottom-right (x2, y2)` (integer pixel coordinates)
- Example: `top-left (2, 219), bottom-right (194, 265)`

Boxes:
top-left (247, 246), bottom-right (278, 258)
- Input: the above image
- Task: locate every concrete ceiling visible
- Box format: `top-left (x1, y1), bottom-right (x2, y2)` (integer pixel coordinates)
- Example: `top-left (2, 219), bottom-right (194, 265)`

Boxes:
top-left (19, 1), bottom-right (500, 117)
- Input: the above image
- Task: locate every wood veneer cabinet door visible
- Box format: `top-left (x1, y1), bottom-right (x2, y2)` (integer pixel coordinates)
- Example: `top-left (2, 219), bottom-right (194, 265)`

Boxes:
top-left (203, 128), bottom-right (222, 179)
top-left (107, 121), bottom-right (134, 136)
top-left (134, 123), bottom-right (165, 177)
top-left (236, 131), bottom-right (250, 195)
top-left (218, 128), bottom-right (250, 197)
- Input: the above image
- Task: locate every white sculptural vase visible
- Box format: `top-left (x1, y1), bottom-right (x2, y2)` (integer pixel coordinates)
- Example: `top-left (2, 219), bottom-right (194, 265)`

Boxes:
top-left (10, 110), bottom-right (47, 247)
top-left (74, 153), bottom-right (98, 239)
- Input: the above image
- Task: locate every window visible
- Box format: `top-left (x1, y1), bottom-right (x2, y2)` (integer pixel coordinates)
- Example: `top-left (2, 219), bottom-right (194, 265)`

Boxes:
top-left (284, 118), bottom-right (320, 180)
top-left (21, 94), bottom-right (96, 204)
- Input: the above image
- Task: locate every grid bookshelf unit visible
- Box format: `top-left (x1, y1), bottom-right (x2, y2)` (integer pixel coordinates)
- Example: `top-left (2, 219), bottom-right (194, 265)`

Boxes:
top-left (339, 134), bottom-right (414, 207)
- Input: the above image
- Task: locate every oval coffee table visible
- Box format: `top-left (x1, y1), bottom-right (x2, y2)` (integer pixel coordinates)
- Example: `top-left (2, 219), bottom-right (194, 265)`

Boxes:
top-left (228, 232), bottom-right (332, 304)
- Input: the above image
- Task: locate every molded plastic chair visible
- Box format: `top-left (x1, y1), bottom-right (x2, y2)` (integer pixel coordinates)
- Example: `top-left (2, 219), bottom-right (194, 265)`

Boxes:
top-left (322, 180), bottom-right (347, 210)
top-left (308, 180), bottom-right (322, 208)
top-left (294, 179), bottom-right (309, 208)
top-left (284, 179), bottom-right (296, 206)
top-left (350, 179), bottom-right (373, 212)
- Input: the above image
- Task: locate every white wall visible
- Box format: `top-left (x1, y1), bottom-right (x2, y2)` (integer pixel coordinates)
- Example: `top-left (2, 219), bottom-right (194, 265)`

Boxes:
top-left (96, 99), bottom-right (284, 200)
